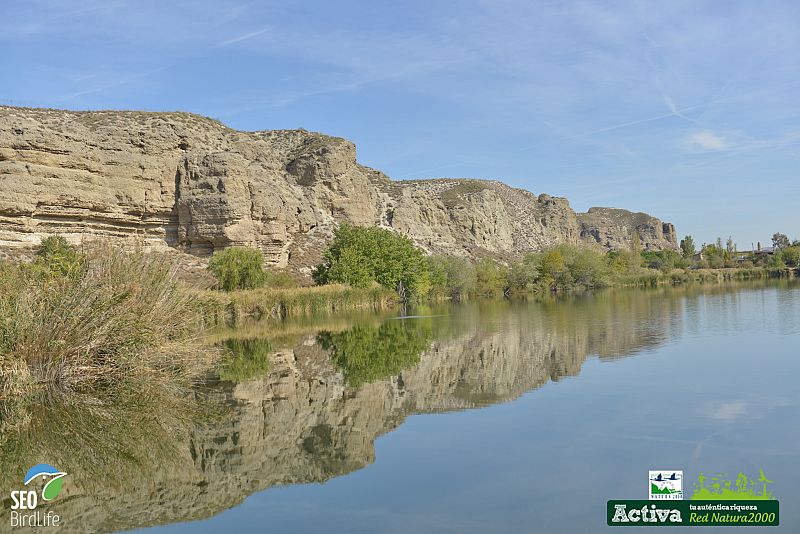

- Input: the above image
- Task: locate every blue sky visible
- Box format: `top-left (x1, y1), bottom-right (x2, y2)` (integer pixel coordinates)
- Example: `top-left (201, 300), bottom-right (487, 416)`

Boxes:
top-left (1, 0), bottom-right (798, 247)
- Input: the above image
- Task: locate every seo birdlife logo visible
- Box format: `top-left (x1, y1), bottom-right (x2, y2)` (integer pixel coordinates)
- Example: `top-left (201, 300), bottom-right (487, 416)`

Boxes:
top-left (9, 464), bottom-right (66, 528)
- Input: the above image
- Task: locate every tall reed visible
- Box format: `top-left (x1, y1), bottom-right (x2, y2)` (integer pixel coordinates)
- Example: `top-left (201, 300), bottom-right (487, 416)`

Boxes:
top-left (0, 243), bottom-right (211, 396)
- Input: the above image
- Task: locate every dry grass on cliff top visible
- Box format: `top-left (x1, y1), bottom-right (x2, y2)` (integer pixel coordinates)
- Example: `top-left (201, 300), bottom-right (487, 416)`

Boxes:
top-left (0, 243), bottom-right (214, 398)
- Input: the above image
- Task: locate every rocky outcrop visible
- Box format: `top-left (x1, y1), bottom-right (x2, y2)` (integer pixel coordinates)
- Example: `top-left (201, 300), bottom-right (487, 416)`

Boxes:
top-left (578, 207), bottom-right (678, 251)
top-left (0, 107), bottom-right (677, 273)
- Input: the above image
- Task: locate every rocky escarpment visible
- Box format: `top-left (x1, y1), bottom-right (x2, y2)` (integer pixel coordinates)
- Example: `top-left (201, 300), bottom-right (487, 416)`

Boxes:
top-left (578, 207), bottom-right (677, 251)
top-left (0, 107), bottom-right (677, 273)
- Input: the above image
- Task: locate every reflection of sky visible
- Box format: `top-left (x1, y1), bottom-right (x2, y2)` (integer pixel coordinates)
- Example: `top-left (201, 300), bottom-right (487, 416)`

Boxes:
top-left (139, 283), bottom-right (800, 534)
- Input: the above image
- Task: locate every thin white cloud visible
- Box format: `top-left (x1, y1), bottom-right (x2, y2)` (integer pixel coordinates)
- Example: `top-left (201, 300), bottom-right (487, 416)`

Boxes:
top-left (214, 28), bottom-right (269, 48)
top-left (686, 130), bottom-right (728, 151)
top-left (521, 103), bottom-right (704, 150)
top-left (63, 65), bottom-right (173, 100)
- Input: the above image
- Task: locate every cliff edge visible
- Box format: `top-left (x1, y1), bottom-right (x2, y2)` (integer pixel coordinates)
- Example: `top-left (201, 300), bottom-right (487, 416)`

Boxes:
top-left (0, 107), bottom-right (677, 273)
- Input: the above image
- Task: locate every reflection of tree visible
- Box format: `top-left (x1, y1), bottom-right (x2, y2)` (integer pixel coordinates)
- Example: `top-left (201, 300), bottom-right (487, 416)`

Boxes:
top-left (318, 320), bottom-right (433, 387)
top-left (217, 338), bottom-right (272, 382)
top-left (0, 282), bottom-right (777, 532)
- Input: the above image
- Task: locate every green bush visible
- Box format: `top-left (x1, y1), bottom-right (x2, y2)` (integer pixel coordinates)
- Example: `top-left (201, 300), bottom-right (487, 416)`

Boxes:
top-left (475, 258), bottom-right (508, 296)
top-left (427, 256), bottom-right (477, 300)
top-left (641, 250), bottom-right (684, 272)
top-left (314, 224), bottom-right (430, 298)
top-left (34, 236), bottom-right (86, 279)
top-left (506, 245), bottom-right (612, 292)
top-left (779, 246), bottom-right (800, 268)
top-left (208, 247), bottom-right (267, 291)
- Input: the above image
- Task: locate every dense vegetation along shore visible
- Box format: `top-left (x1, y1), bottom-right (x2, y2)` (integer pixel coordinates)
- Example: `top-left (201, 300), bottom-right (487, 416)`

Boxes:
top-left (0, 238), bottom-right (213, 398)
top-left (1, 229), bottom-right (798, 396)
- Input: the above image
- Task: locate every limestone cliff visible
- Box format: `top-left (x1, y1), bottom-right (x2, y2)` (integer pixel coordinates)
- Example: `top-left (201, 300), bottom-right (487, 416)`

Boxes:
top-left (0, 107), bottom-right (677, 273)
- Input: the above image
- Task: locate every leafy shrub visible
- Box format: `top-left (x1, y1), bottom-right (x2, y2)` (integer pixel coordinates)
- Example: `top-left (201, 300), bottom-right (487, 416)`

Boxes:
top-left (641, 250), bottom-right (684, 272)
top-left (507, 245), bottom-right (612, 291)
top-left (427, 255), bottom-right (477, 300)
top-left (779, 246), bottom-right (800, 268)
top-left (475, 258), bottom-right (508, 296)
top-left (35, 236), bottom-right (86, 279)
top-left (314, 224), bottom-right (430, 298)
top-left (208, 247), bottom-right (266, 291)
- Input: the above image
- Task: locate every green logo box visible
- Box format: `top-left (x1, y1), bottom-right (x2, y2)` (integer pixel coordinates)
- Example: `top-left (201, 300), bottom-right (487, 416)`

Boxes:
top-left (607, 500), bottom-right (779, 526)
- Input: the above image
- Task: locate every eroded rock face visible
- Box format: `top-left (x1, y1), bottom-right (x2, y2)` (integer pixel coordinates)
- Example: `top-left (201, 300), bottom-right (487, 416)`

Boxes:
top-left (578, 207), bottom-right (678, 251)
top-left (0, 107), bottom-right (677, 273)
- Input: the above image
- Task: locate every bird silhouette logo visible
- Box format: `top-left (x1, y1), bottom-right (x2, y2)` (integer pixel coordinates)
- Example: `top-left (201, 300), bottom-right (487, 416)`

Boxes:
top-left (649, 470), bottom-right (683, 499)
top-left (24, 464), bottom-right (67, 501)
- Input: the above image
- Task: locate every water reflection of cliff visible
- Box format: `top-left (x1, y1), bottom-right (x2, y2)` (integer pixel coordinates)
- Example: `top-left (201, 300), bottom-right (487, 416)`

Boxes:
top-left (1, 285), bottom-right (703, 532)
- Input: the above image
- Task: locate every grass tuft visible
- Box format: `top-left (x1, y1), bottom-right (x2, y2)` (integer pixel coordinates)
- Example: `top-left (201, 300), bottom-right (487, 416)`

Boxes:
top-left (0, 242), bottom-right (212, 396)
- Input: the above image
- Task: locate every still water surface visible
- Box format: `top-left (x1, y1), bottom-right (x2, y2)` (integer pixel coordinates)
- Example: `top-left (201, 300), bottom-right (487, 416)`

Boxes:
top-left (3, 281), bottom-right (799, 533)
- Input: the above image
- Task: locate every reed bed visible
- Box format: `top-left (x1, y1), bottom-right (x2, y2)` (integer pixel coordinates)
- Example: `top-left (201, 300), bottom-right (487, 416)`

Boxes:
top-left (614, 267), bottom-right (781, 288)
top-left (0, 243), bottom-right (213, 397)
top-left (198, 283), bottom-right (398, 325)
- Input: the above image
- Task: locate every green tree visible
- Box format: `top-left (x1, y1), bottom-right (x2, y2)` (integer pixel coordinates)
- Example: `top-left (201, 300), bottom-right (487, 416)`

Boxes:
top-left (428, 255), bottom-right (476, 300)
top-left (539, 249), bottom-right (566, 287)
top-left (772, 233), bottom-right (790, 250)
top-left (314, 224), bottom-right (430, 298)
top-left (208, 247), bottom-right (267, 291)
top-left (680, 235), bottom-right (696, 259)
top-left (725, 236), bottom-right (736, 255)
top-left (507, 254), bottom-right (540, 293)
top-left (641, 250), bottom-right (683, 273)
top-left (779, 246), bottom-right (800, 268)
top-left (475, 258), bottom-right (508, 296)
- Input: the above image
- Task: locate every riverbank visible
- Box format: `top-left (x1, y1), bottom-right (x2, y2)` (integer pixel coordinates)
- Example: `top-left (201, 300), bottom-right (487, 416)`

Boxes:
top-left (203, 266), bottom-right (795, 322)
top-left (1, 238), bottom-right (795, 397)
top-left (616, 266), bottom-right (792, 287)
top-left (198, 284), bottom-right (399, 325)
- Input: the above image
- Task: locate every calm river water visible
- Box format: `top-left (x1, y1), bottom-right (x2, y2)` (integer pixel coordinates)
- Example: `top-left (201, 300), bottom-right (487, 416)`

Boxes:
top-left (2, 280), bottom-right (798, 533)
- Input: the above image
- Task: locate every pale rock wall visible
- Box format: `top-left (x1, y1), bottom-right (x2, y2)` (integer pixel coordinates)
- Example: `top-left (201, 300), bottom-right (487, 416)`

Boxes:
top-left (0, 107), bottom-right (677, 274)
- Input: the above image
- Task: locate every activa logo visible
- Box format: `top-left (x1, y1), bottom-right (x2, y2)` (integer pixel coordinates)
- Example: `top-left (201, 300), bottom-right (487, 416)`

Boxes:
top-left (9, 464), bottom-right (66, 528)
top-left (611, 503), bottom-right (682, 524)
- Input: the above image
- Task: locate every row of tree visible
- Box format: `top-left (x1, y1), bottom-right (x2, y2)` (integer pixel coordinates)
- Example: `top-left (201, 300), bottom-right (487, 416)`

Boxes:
top-left (207, 225), bottom-right (799, 298)
top-left (679, 232), bottom-right (799, 269)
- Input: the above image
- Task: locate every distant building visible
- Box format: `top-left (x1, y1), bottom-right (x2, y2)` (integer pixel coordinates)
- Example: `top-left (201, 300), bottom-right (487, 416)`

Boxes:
top-left (754, 246), bottom-right (775, 256)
